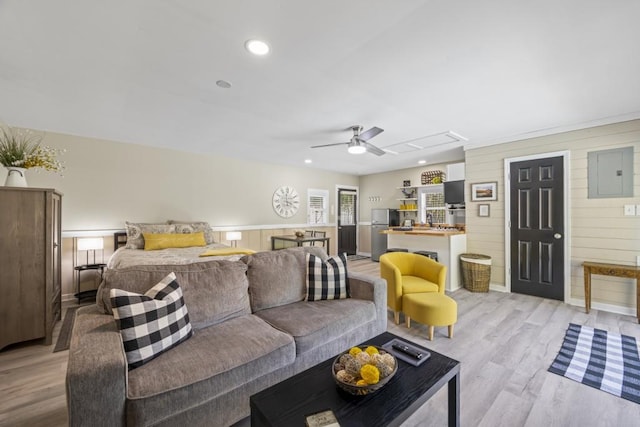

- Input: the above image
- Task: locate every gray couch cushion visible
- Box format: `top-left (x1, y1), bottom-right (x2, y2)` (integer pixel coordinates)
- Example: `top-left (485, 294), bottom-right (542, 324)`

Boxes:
top-left (243, 247), bottom-right (327, 312)
top-left (126, 314), bottom-right (295, 426)
top-left (255, 298), bottom-right (377, 355)
top-left (97, 260), bottom-right (251, 330)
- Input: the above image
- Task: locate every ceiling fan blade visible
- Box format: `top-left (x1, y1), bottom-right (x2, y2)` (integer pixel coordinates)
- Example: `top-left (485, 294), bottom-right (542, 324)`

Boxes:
top-left (358, 126), bottom-right (384, 141)
top-left (311, 142), bottom-right (349, 149)
top-left (362, 141), bottom-right (386, 156)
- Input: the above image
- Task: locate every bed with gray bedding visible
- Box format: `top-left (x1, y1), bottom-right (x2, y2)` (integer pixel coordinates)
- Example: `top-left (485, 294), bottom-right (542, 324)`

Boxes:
top-left (107, 243), bottom-right (250, 269)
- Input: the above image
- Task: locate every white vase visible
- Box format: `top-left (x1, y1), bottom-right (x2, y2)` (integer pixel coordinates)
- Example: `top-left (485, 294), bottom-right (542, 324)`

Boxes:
top-left (4, 167), bottom-right (28, 187)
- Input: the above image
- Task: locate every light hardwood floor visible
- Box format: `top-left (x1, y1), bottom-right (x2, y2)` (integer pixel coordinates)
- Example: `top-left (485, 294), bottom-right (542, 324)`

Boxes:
top-left (1, 258), bottom-right (639, 426)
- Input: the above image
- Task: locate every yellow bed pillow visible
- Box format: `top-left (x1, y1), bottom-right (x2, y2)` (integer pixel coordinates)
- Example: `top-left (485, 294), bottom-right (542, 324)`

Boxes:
top-left (143, 232), bottom-right (206, 250)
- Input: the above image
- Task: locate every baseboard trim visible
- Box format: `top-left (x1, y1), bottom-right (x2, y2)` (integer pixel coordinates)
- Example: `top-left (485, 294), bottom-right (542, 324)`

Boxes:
top-left (568, 297), bottom-right (636, 317)
top-left (489, 283), bottom-right (508, 292)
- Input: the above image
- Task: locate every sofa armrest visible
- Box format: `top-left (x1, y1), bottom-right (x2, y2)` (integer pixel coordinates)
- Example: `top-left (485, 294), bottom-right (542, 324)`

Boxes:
top-left (66, 305), bottom-right (127, 427)
top-left (348, 271), bottom-right (387, 332)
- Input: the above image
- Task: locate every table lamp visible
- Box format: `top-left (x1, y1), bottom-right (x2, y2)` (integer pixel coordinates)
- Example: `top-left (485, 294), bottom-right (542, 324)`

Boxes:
top-left (77, 237), bottom-right (104, 265)
top-left (226, 231), bottom-right (242, 248)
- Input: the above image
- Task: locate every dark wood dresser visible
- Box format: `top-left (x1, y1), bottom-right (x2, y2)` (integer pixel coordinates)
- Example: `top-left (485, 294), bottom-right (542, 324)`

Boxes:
top-left (0, 187), bottom-right (62, 349)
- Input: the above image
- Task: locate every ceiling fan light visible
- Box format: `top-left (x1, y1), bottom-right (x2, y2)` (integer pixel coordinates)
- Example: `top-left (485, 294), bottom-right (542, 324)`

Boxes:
top-left (348, 145), bottom-right (366, 154)
top-left (245, 39), bottom-right (270, 55)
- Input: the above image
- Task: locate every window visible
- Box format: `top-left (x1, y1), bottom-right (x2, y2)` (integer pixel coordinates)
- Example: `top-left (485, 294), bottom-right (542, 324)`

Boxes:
top-left (308, 189), bottom-right (329, 225)
top-left (419, 186), bottom-right (446, 225)
top-left (339, 191), bottom-right (357, 225)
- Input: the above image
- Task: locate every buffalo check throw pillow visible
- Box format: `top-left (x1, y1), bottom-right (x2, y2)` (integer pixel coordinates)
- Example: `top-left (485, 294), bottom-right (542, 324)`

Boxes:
top-left (110, 272), bottom-right (193, 369)
top-left (306, 252), bottom-right (349, 301)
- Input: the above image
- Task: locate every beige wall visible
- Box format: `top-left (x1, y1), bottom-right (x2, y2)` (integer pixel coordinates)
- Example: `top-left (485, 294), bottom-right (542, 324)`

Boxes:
top-left (6, 122), bottom-right (639, 313)
top-left (358, 162), bottom-right (453, 222)
top-left (357, 162), bottom-right (457, 252)
top-left (2, 130), bottom-right (355, 299)
top-left (465, 119), bottom-right (640, 312)
top-left (1, 131), bottom-right (357, 230)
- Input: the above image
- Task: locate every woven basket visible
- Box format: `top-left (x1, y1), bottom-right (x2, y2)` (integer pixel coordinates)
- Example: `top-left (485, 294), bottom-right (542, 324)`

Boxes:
top-left (421, 170), bottom-right (446, 185)
top-left (460, 253), bottom-right (491, 292)
top-left (332, 346), bottom-right (397, 396)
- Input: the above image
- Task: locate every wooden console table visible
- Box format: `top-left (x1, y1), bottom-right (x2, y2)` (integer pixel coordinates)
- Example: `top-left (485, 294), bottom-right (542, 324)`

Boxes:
top-left (583, 261), bottom-right (640, 323)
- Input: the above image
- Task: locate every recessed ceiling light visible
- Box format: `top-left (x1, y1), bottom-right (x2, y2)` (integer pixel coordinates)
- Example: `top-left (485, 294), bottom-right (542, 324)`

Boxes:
top-left (418, 160), bottom-right (426, 164)
top-left (245, 39), bottom-right (270, 56)
top-left (216, 80), bottom-right (232, 89)
top-left (304, 159), bottom-right (312, 164)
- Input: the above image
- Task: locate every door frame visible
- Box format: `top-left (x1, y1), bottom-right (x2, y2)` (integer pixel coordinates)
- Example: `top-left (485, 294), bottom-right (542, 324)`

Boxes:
top-left (335, 185), bottom-right (359, 255)
top-left (503, 151), bottom-right (571, 301)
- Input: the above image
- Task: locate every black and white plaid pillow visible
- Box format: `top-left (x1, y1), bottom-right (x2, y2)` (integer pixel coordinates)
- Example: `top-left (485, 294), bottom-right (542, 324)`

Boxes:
top-left (306, 252), bottom-right (349, 301)
top-left (110, 272), bottom-right (193, 369)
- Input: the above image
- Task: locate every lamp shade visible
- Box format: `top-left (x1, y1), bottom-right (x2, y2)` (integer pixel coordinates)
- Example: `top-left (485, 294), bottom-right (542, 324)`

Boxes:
top-left (226, 231), bottom-right (242, 241)
top-left (77, 237), bottom-right (104, 251)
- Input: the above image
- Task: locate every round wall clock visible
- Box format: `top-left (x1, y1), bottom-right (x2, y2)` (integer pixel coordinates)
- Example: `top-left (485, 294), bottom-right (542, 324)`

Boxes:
top-left (272, 186), bottom-right (300, 218)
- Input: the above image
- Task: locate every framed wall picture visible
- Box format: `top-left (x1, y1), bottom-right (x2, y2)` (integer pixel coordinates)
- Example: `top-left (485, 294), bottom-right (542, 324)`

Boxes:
top-left (478, 204), bottom-right (490, 217)
top-left (470, 182), bottom-right (498, 201)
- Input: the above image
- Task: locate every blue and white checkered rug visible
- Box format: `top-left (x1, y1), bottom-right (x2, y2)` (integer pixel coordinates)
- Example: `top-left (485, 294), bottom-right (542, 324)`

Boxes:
top-left (548, 323), bottom-right (640, 404)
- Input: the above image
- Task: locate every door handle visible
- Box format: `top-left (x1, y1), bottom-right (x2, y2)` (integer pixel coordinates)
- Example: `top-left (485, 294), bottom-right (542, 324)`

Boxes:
top-left (554, 233), bottom-right (562, 239)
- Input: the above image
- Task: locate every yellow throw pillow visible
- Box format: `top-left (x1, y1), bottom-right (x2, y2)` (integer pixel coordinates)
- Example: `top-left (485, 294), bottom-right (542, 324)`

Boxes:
top-left (143, 232), bottom-right (206, 250)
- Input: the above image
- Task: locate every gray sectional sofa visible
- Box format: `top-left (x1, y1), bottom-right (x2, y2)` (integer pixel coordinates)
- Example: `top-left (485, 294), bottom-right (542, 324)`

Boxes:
top-left (66, 247), bottom-right (387, 426)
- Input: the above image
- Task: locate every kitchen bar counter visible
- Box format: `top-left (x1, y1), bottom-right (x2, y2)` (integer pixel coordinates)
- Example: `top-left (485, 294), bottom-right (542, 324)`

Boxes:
top-left (382, 228), bottom-right (465, 237)
top-left (382, 229), bottom-right (467, 291)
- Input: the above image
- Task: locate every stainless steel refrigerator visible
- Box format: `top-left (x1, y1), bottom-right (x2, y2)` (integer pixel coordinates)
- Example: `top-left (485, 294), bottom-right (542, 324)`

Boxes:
top-left (371, 208), bottom-right (399, 261)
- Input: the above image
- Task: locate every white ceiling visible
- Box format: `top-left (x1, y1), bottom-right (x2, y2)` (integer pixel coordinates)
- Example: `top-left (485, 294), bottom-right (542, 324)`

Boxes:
top-left (2, 1), bottom-right (640, 175)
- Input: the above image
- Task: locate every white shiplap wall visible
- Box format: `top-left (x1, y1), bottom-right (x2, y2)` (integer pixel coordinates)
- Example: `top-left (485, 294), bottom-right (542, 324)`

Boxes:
top-left (466, 119), bottom-right (640, 313)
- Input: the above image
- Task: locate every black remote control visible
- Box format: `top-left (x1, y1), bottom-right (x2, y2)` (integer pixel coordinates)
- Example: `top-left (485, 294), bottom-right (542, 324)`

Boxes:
top-left (392, 343), bottom-right (423, 359)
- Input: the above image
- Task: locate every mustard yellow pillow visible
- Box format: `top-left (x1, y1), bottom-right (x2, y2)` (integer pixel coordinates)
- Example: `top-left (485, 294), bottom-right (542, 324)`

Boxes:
top-left (143, 232), bottom-right (206, 250)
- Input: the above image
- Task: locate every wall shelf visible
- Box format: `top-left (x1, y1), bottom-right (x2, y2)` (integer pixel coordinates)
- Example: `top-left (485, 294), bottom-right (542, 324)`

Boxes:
top-left (396, 184), bottom-right (443, 190)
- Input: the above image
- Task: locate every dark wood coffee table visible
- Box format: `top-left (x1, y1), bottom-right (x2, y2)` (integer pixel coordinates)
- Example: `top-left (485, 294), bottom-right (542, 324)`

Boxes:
top-left (250, 332), bottom-right (460, 427)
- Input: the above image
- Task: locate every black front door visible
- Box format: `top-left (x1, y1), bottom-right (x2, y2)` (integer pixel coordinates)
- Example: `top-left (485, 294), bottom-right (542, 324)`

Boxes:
top-left (510, 156), bottom-right (565, 300)
top-left (337, 189), bottom-right (357, 255)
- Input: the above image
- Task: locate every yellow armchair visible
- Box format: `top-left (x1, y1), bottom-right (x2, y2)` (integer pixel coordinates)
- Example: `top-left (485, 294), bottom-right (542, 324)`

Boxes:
top-left (380, 252), bottom-right (447, 324)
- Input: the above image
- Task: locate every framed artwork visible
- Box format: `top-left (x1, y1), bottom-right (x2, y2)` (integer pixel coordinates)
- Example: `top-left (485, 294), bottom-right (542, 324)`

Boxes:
top-left (471, 182), bottom-right (498, 201)
top-left (478, 204), bottom-right (490, 217)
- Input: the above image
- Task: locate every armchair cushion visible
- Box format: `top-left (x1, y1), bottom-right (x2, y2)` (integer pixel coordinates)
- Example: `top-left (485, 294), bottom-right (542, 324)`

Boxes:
top-left (402, 276), bottom-right (440, 294)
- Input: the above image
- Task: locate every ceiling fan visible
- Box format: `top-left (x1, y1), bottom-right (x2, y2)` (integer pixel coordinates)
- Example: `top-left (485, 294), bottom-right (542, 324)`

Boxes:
top-left (311, 125), bottom-right (385, 156)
